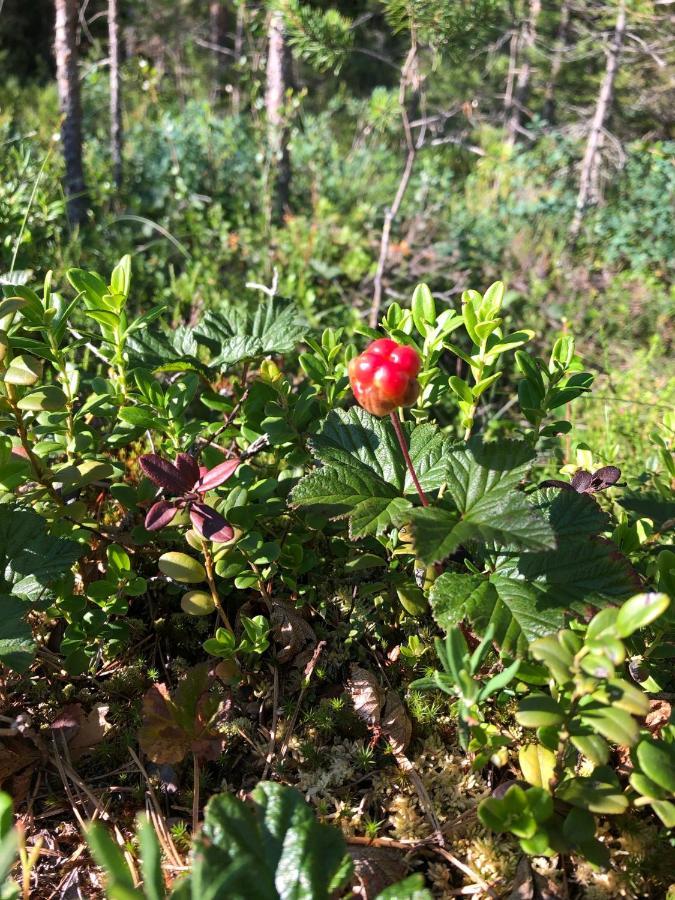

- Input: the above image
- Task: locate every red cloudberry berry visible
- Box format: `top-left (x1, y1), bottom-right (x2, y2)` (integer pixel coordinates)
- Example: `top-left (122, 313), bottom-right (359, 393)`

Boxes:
top-left (348, 339), bottom-right (421, 416)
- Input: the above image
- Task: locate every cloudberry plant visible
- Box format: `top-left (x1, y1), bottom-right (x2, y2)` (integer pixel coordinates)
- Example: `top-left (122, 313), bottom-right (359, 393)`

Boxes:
top-left (349, 338), bottom-right (429, 506)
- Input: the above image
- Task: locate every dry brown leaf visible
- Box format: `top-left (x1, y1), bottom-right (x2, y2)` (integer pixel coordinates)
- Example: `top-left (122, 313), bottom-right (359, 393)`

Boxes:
top-left (645, 699), bottom-right (672, 736)
top-left (381, 691), bottom-right (412, 754)
top-left (0, 736), bottom-right (41, 802)
top-left (349, 847), bottom-right (408, 899)
top-left (139, 665), bottom-right (231, 764)
top-left (50, 703), bottom-right (112, 760)
top-left (0, 736), bottom-right (41, 780)
top-left (270, 600), bottom-right (316, 664)
top-left (50, 704), bottom-right (83, 744)
top-left (139, 684), bottom-right (191, 765)
top-left (508, 855), bottom-right (561, 900)
top-left (348, 665), bottom-right (384, 727)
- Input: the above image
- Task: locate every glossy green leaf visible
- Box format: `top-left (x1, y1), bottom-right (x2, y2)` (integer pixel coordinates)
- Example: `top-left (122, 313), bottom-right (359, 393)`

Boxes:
top-left (3, 354), bottom-right (42, 385)
top-left (519, 744), bottom-right (555, 790)
top-left (636, 738), bottom-right (675, 793)
top-left (557, 769), bottom-right (628, 814)
top-left (579, 705), bottom-right (639, 747)
top-left (615, 592), bottom-right (670, 638)
top-left (158, 552), bottom-right (206, 584)
top-left (411, 282), bottom-right (435, 337)
top-left (16, 385), bottom-right (67, 411)
top-left (516, 694), bottom-right (566, 728)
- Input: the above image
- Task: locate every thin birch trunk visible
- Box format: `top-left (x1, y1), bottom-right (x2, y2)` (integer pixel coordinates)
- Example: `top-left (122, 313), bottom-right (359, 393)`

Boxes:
top-left (209, 0), bottom-right (228, 100)
top-left (265, 9), bottom-right (291, 224)
top-left (506, 0), bottom-right (542, 144)
top-left (54, 0), bottom-right (88, 225)
top-left (369, 43), bottom-right (419, 328)
top-left (543, 0), bottom-right (571, 124)
top-left (109, 0), bottom-right (123, 189)
top-left (569, 0), bottom-right (626, 240)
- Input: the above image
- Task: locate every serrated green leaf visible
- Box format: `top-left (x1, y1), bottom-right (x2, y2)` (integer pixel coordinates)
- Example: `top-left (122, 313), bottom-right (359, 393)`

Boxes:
top-left (496, 536), bottom-right (638, 627)
top-left (531, 488), bottom-right (609, 537)
top-left (186, 782), bottom-right (350, 900)
top-left (429, 572), bottom-right (498, 631)
top-left (0, 594), bottom-right (36, 672)
top-left (291, 409), bottom-right (446, 537)
top-left (489, 577), bottom-right (566, 646)
top-left (405, 507), bottom-right (462, 563)
top-left (406, 440), bottom-right (554, 564)
top-left (194, 297), bottom-right (306, 370)
top-left (0, 506), bottom-right (82, 604)
top-left (125, 327), bottom-right (208, 375)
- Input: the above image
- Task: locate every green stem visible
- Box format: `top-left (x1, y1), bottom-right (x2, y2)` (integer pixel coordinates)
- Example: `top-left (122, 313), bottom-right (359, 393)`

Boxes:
top-left (50, 340), bottom-right (76, 460)
top-left (201, 538), bottom-right (233, 632)
top-left (463, 356), bottom-right (486, 442)
top-left (192, 754), bottom-right (200, 834)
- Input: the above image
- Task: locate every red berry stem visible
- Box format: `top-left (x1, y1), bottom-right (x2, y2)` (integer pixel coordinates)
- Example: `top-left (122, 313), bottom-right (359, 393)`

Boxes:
top-left (390, 411), bottom-right (429, 507)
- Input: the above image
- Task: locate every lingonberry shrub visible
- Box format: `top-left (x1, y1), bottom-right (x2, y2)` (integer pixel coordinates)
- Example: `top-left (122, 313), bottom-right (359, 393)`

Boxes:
top-left (139, 451), bottom-right (238, 541)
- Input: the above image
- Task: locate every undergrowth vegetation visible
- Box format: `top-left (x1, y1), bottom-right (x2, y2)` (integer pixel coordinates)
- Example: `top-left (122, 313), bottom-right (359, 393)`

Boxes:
top-left (0, 259), bottom-right (673, 897)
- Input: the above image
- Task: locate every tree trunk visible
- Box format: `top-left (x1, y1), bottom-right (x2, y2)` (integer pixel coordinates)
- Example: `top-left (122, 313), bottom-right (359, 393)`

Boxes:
top-left (265, 9), bottom-right (291, 224)
top-left (109, 0), bottom-right (123, 189)
top-left (569, 0), bottom-right (626, 240)
top-left (506, 0), bottom-right (542, 144)
top-left (232, 2), bottom-right (244, 115)
top-left (543, 0), bottom-right (570, 124)
top-left (209, 0), bottom-right (228, 100)
top-left (54, 0), bottom-right (88, 225)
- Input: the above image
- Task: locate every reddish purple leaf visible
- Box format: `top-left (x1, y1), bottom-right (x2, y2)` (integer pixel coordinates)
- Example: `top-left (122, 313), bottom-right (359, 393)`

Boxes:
top-left (139, 454), bottom-right (192, 493)
top-left (189, 503), bottom-right (234, 542)
top-left (571, 469), bottom-right (593, 493)
top-left (591, 466), bottom-right (621, 490)
top-left (197, 458), bottom-right (239, 493)
top-left (539, 479), bottom-right (574, 492)
top-left (145, 499), bottom-right (178, 531)
top-left (175, 452), bottom-right (200, 489)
